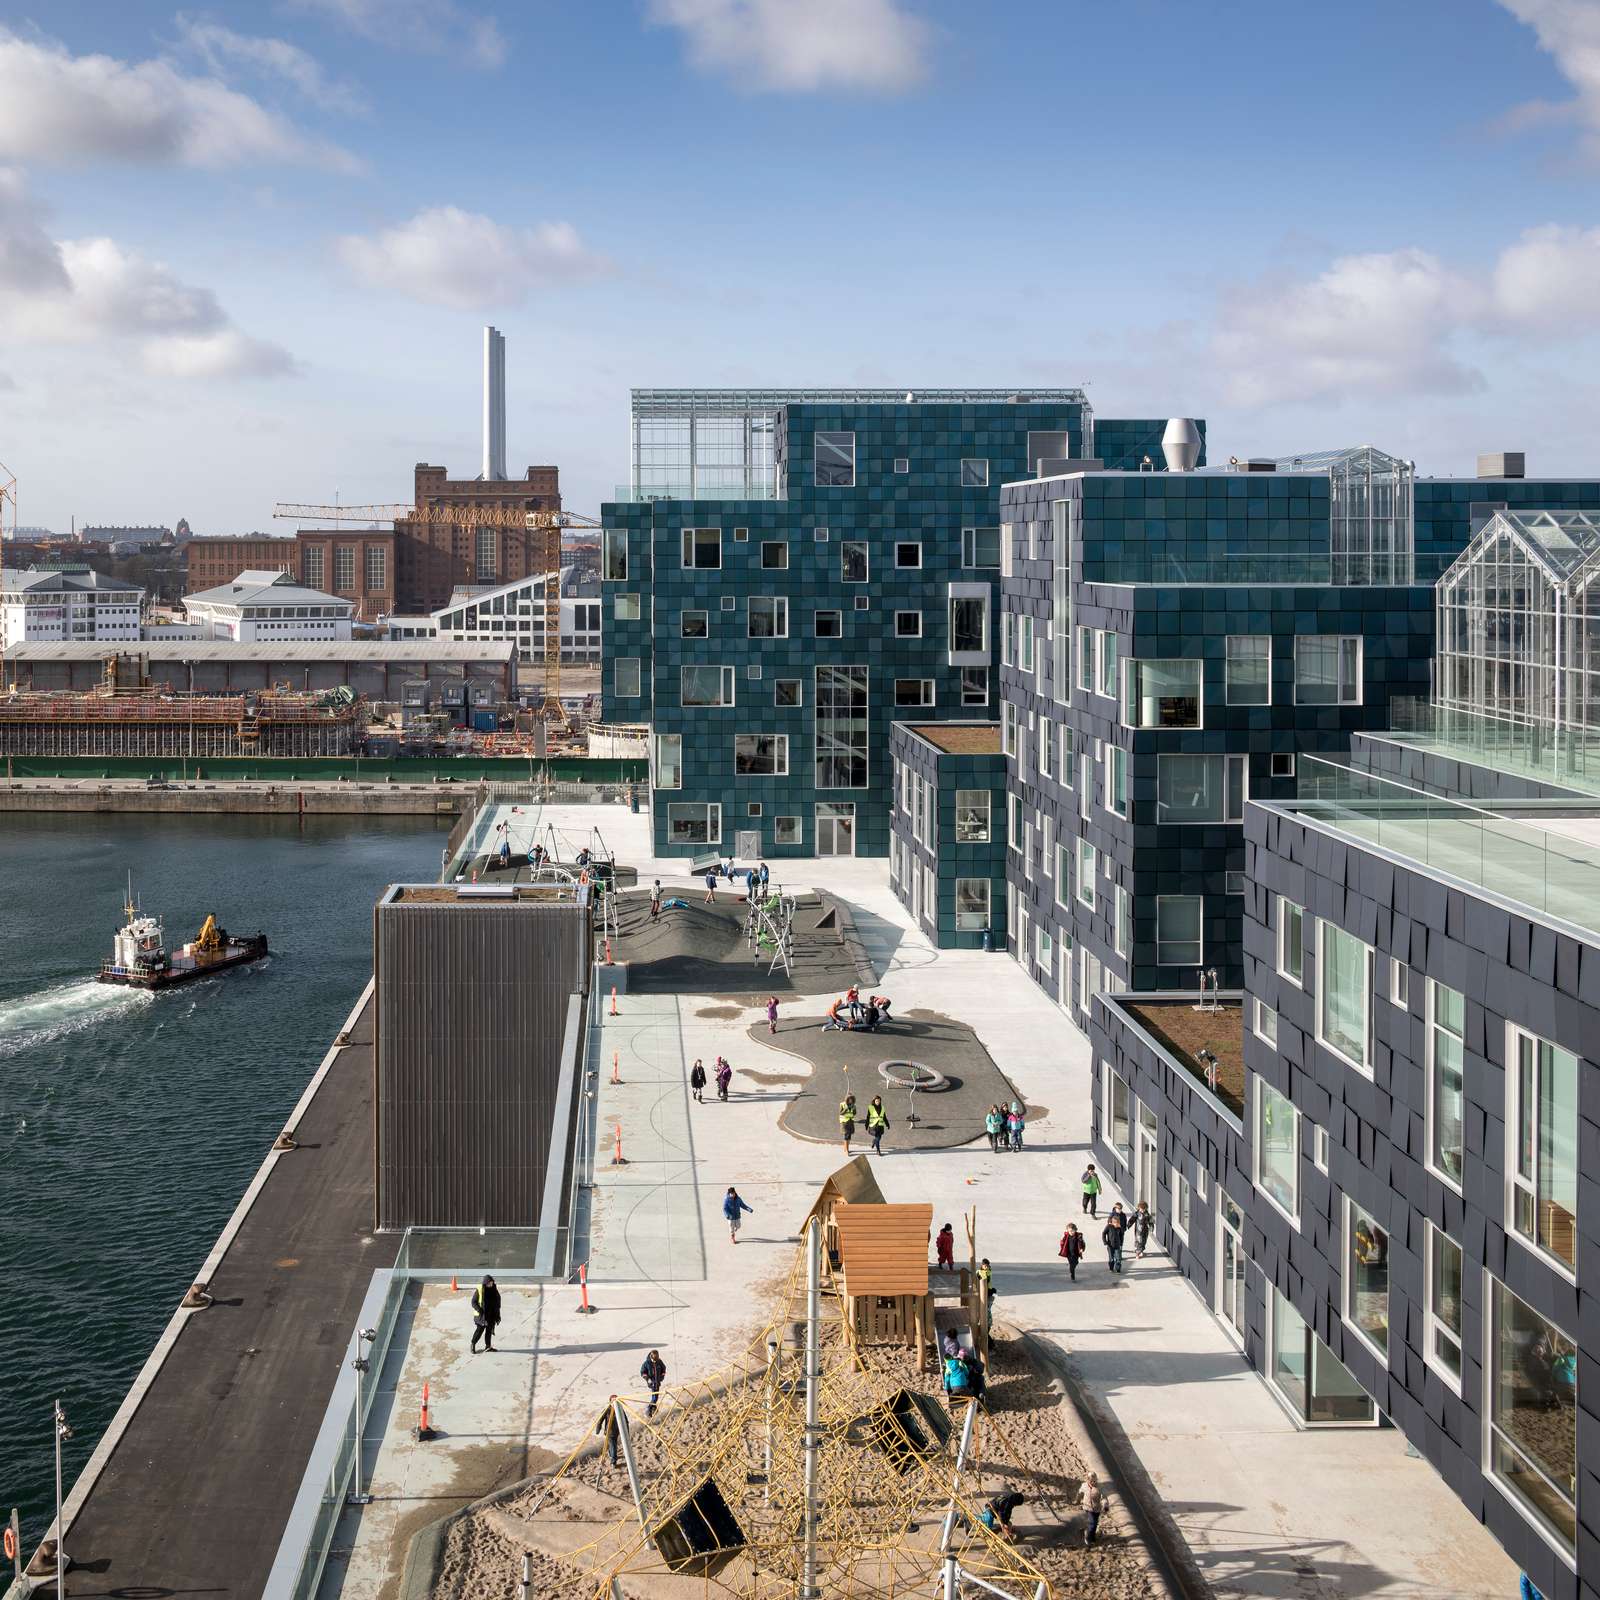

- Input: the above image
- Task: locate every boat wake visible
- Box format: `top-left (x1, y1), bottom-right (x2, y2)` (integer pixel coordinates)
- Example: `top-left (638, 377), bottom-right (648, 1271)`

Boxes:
top-left (0, 979), bottom-right (153, 1058)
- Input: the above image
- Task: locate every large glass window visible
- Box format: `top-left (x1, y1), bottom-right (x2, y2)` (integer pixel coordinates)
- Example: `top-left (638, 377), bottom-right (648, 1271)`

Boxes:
top-left (602, 527), bottom-right (627, 581)
top-left (1427, 1225), bottom-right (1464, 1387)
top-left (681, 665), bottom-right (734, 706)
top-left (1156, 896), bottom-right (1202, 967)
top-left (1127, 659), bottom-right (1201, 728)
top-left (1509, 1027), bottom-right (1578, 1272)
top-left (365, 544), bottom-right (387, 591)
top-left (1490, 1280), bottom-right (1576, 1555)
top-left (1255, 1077), bottom-right (1298, 1220)
top-left (955, 878), bottom-right (990, 932)
top-left (748, 596), bottom-right (788, 638)
top-left (1428, 981), bottom-right (1465, 1187)
top-left (1106, 1070), bottom-right (1132, 1167)
top-left (841, 541), bottom-right (869, 582)
top-left (1271, 1288), bottom-right (1377, 1425)
top-left (734, 734), bottom-right (788, 776)
top-left (1156, 754), bottom-right (1245, 824)
top-left (955, 790), bottom-right (990, 843)
top-left (614, 657), bottom-right (641, 698)
top-left (1318, 922), bottom-right (1370, 1072)
top-left (814, 431), bottom-right (855, 487)
top-left (950, 594), bottom-right (987, 654)
top-left (960, 666), bottom-right (988, 706)
top-left (1345, 1198), bottom-right (1390, 1361)
top-left (962, 526), bottom-right (1001, 569)
top-left (1052, 499), bottom-right (1071, 702)
top-left (666, 802), bottom-right (721, 845)
top-left (1226, 635), bottom-right (1271, 704)
top-left (681, 527), bottom-right (722, 569)
top-left (1295, 635), bottom-right (1362, 704)
top-left (654, 733), bottom-right (681, 789)
top-left (815, 665), bottom-right (868, 789)
top-left (335, 544), bottom-right (356, 590)
top-left (1280, 899), bottom-right (1305, 984)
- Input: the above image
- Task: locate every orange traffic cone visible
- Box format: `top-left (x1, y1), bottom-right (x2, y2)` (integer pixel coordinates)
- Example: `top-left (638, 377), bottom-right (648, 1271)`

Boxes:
top-left (611, 1051), bottom-right (621, 1085)
top-left (451, 1272), bottom-right (459, 1292)
top-left (610, 986), bottom-right (619, 1016)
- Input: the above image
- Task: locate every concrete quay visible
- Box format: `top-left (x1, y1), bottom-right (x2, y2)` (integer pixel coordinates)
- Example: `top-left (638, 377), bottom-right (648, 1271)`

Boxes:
top-left (0, 777), bottom-right (472, 817)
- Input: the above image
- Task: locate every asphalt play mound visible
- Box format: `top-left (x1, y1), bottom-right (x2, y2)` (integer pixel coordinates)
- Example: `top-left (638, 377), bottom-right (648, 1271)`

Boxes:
top-left (610, 888), bottom-right (873, 997)
top-left (743, 1010), bottom-right (1024, 1152)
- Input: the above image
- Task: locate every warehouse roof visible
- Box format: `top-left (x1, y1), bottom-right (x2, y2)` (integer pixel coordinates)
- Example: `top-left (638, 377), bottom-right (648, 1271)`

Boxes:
top-left (4, 640), bottom-right (516, 662)
top-left (185, 572), bottom-right (352, 609)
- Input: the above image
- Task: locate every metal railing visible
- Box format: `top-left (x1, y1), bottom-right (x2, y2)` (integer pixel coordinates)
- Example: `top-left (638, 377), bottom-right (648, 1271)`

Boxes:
top-left (1379, 698), bottom-right (1600, 794)
top-left (1090, 551), bottom-right (1452, 587)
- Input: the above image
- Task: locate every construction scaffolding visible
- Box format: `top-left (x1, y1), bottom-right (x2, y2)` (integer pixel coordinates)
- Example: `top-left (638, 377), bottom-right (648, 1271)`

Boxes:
top-left (0, 686), bottom-right (363, 758)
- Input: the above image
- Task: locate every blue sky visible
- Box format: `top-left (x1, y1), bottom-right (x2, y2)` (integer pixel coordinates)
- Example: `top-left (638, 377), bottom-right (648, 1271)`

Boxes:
top-left (4, 0), bottom-right (1600, 534)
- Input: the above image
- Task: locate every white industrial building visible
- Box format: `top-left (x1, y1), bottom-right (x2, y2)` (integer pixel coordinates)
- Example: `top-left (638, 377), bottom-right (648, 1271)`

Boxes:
top-left (182, 570), bottom-right (355, 642)
top-left (1, 566), bottom-right (143, 648)
top-left (386, 567), bottom-right (601, 664)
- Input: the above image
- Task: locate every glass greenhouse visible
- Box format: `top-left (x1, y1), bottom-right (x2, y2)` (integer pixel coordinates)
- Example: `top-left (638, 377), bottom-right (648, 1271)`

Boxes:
top-left (1272, 445), bottom-right (1415, 584)
top-left (1436, 510), bottom-right (1600, 731)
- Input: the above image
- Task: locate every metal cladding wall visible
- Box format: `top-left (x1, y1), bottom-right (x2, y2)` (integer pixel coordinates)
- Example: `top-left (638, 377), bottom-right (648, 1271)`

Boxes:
top-left (374, 897), bottom-right (590, 1229)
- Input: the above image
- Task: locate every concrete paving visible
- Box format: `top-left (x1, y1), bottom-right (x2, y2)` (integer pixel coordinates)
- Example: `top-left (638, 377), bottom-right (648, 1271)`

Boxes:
top-left (323, 802), bottom-right (1519, 1600)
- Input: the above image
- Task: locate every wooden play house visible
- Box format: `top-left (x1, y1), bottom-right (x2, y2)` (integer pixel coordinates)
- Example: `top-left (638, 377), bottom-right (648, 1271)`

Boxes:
top-left (799, 1154), bottom-right (886, 1274)
top-left (835, 1200), bottom-right (935, 1366)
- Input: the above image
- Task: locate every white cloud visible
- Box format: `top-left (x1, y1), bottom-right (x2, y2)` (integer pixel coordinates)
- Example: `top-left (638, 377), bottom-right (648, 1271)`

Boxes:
top-left (292, 0), bottom-right (506, 69)
top-left (1496, 0), bottom-right (1600, 157)
top-left (175, 16), bottom-right (368, 113)
top-left (0, 26), bottom-right (358, 171)
top-left (650, 0), bottom-right (930, 93)
top-left (335, 206), bottom-right (610, 309)
top-left (1490, 222), bottom-right (1600, 332)
top-left (0, 171), bottom-right (294, 379)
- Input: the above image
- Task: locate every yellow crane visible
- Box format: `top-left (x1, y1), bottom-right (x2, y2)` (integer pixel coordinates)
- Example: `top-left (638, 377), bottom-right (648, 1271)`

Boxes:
top-left (273, 500), bottom-right (601, 721)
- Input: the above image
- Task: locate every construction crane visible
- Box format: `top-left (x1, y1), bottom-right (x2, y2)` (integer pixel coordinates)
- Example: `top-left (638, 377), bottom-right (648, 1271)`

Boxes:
top-left (273, 500), bottom-right (601, 722)
top-left (0, 461), bottom-right (16, 539)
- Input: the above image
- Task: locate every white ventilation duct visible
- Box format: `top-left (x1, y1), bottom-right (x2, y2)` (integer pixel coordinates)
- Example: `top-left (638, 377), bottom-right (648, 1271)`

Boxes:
top-left (1162, 417), bottom-right (1201, 472)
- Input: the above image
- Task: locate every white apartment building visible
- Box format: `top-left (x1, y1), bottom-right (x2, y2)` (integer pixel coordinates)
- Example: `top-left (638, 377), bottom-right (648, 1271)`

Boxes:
top-left (1, 566), bottom-right (143, 648)
top-left (386, 568), bottom-right (602, 664)
top-left (182, 570), bottom-right (355, 642)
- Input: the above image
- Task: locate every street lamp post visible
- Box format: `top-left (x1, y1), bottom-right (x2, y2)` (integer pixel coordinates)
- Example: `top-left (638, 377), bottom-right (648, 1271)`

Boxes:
top-left (347, 1328), bottom-right (378, 1507)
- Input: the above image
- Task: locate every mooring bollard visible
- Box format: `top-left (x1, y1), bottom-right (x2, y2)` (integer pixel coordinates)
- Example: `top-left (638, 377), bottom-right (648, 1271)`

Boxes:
top-left (610, 1122), bottom-right (627, 1166)
top-left (609, 985), bottom-right (619, 1016)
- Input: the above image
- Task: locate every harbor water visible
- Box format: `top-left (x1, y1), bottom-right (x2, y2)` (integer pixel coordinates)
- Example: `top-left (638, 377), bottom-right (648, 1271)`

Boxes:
top-left (0, 813), bottom-right (447, 1547)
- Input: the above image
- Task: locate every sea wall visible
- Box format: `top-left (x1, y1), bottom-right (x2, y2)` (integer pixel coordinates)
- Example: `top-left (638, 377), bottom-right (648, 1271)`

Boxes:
top-left (0, 781), bottom-right (470, 817)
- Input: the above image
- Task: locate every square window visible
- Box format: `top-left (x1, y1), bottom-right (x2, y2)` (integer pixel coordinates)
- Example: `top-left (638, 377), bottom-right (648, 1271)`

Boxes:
top-left (894, 610), bottom-right (922, 638)
top-left (814, 527), bottom-right (830, 542)
top-left (747, 801), bottom-right (762, 817)
top-left (960, 458), bottom-right (989, 487)
top-left (761, 541), bottom-right (789, 570)
top-left (775, 679), bottom-right (801, 707)
top-left (854, 595), bottom-right (869, 611)
top-left (614, 594), bottom-right (640, 622)
top-left (775, 816), bottom-right (801, 845)
top-left (1271, 752), bottom-right (1296, 778)
top-left (748, 596), bottom-right (788, 638)
top-left (895, 542), bottom-right (922, 568)
top-left (893, 456), bottom-right (909, 474)
top-left (733, 527), bottom-right (749, 542)
top-left (747, 664), bottom-right (762, 679)
top-left (720, 595), bottom-right (736, 611)
top-left (815, 431), bottom-right (855, 488)
top-left (1226, 870), bottom-right (1246, 895)
top-left (961, 527), bottom-right (1001, 569)
top-left (1126, 658), bottom-right (1201, 728)
top-left (1295, 635), bottom-right (1362, 705)
top-left (681, 527), bottom-right (722, 569)
top-left (814, 610), bottom-right (842, 638)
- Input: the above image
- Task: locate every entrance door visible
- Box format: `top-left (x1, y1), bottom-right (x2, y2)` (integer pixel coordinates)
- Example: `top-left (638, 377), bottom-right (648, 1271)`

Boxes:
top-left (736, 828), bottom-right (761, 861)
top-left (1137, 1104), bottom-right (1159, 1220)
top-left (815, 802), bottom-right (856, 857)
top-left (1217, 1189), bottom-right (1247, 1344)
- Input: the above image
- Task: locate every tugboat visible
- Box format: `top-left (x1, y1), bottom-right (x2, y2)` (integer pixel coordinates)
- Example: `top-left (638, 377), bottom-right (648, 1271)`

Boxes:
top-left (98, 884), bottom-right (268, 989)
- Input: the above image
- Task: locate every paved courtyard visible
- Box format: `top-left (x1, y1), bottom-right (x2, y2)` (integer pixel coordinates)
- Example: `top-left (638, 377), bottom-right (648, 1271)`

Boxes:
top-left (321, 801), bottom-right (1519, 1600)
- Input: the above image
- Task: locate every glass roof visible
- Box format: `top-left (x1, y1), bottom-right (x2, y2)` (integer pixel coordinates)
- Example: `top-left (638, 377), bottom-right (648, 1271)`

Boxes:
top-left (1269, 444), bottom-right (1411, 474)
top-left (1477, 509), bottom-right (1600, 583)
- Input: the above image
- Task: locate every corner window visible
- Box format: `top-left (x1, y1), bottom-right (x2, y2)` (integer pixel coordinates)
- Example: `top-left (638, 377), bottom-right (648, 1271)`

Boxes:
top-left (1508, 1025), bottom-right (1578, 1273)
top-left (814, 610), bottom-right (842, 639)
top-left (1156, 895), bottom-right (1202, 967)
top-left (1426, 1225), bottom-right (1464, 1390)
top-left (1318, 921), bottom-right (1371, 1073)
top-left (960, 458), bottom-right (989, 487)
top-left (614, 594), bottom-right (640, 622)
top-left (666, 801), bottom-right (721, 845)
top-left (1225, 635), bottom-right (1271, 705)
top-left (734, 733), bottom-right (788, 776)
top-left (681, 664), bottom-right (735, 707)
top-left (961, 526), bottom-right (1000, 569)
top-left (955, 789), bottom-right (990, 843)
top-left (681, 527), bottom-right (722, 569)
top-left (680, 610), bottom-right (708, 639)
top-left (748, 596), bottom-right (788, 639)
top-left (955, 878), bottom-right (990, 932)
top-left (654, 733), bottom-right (682, 789)
top-left (1279, 899), bottom-right (1305, 985)
top-left (775, 679), bottom-right (801, 707)
top-left (894, 611), bottom-right (923, 638)
top-left (761, 540), bottom-right (789, 570)
top-left (602, 528), bottom-right (628, 581)
top-left (895, 542), bottom-right (921, 568)
top-left (1126, 659), bottom-right (1202, 728)
top-left (1427, 980), bottom-right (1465, 1190)
top-left (1489, 1280), bottom-right (1576, 1556)
top-left (814, 431), bottom-right (856, 487)
top-left (1295, 635), bottom-right (1362, 705)
top-left (1344, 1197), bottom-right (1389, 1362)
top-left (841, 541), bottom-right (869, 582)
top-left (614, 657), bottom-right (641, 698)
top-left (1254, 1077), bottom-right (1299, 1222)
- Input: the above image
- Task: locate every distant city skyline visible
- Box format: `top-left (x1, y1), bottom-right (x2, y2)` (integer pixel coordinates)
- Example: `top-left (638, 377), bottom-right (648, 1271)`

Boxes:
top-left (3, 0), bottom-right (1600, 533)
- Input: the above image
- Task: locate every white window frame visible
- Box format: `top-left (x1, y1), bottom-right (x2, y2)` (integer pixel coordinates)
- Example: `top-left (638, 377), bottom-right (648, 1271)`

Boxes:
top-left (954, 789), bottom-right (990, 844)
top-left (894, 541), bottom-right (922, 569)
top-left (1225, 634), bottom-right (1272, 705)
top-left (954, 877), bottom-right (990, 932)
top-left (1115, 885), bottom-right (1131, 960)
top-left (960, 457), bottom-right (989, 487)
top-left (1125, 658), bottom-right (1204, 730)
top-left (814, 430), bottom-right (856, 488)
top-left (1312, 1123), bottom-right (1329, 1172)
top-left (681, 526), bottom-right (722, 570)
top-left (1316, 920), bottom-right (1373, 1077)
top-left (1106, 745), bottom-right (1128, 818)
top-left (1254, 998), bottom-right (1278, 1046)
top-left (748, 595), bottom-right (789, 639)
top-left (894, 610), bottom-right (923, 638)
top-left (814, 609), bottom-right (842, 638)
top-left (1155, 894), bottom-right (1203, 968)
top-left (666, 800), bottom-right (722, 846)
top-left (1390, 959), bottom-right (1409, 1009)
top-left (614, 657), bottom-right (642, 698)
top-left (1039, 719), bottom-right (1055, 780)
top-left (1278, 897), bottom-right (1305, 988)
top-left (1171, 1164), bottom-right (1191, 1242)
top-left (1077, 625), bottom-right (1097, 694)
top-left (1294, 634), bottom-right (1363, 705)
top-left (1342, 1195), bottom-right (1390, 1367)
top-left (1424, 1223), bottom-right (1464, 1395)
top-left (1008, 794), bottom-right (1023, 855)
top-left (760, 540), bottom-right (789, 571)
top-left (1055, 843), bottom-right (1073, 912)
top-left (681, 664), bottom-right (735, 707)
top-left (1425, 978), bottom-right (1466, 1196)
top-left (1504, 1022), bottom-right (1579, 1282)
top-left (733, 733), bottom-right (789, 777)
top-left (893, 678), bottom-right (934, 708)
top-left (1041, 814), bottom-right (1054, 878)
top-left (1076, 838), bottom-right (1096, 910)
top-left (1253, 1075), bottom-right (1301, 1228)
top-left (1098, 630), bottom-right (1119, 699)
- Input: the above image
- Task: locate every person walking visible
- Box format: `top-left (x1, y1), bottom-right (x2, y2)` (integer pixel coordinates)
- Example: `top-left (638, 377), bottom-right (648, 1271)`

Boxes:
top-left (1081, 1163), bottom-right (1102, 1218)
top-left (1102, 1203), bottom-right (1128, 1273)
top-left (704, 869), bottom-right (717, 904)
top-left (1059, 1222), bottom-right (1086, 1281)
top-left (1006, 1101), bottom-right (1025, 1152)
top-left (650, 879), bottom-right (663, 922)
top-left (723, 1186), bottom-right (753, 1243)
top-left (936, 1221), bottom-right (956, 1271)
top-left (758, 861), bottom-right (770, 891)
top-left (839, 1092), bottom-right (857, 1153)
top-left (689, 1058), bottom-right (707, 1103)
top-left (470, 1274), bottom-right (502, 1354)
top-left (866, 1095), bottom-right (889, 1156)
top-left (766, 995), bottom-right (779, 1035)
top-left (984, 1104), bottom-right (1003, 1153)
top-left (978, 1258), bottom-right (994, 1332)
top-left (1078, 1471), bottom-right (1104, 1546)
top-left (640, 1349), bottom-right (666, 1418)
top-left (715, 1057), bottom-right (732, 1101)
top-left (596, 1398), bottom-right (620, 1467)
top-left (1131, 1200), bottom-right (1153, 1260)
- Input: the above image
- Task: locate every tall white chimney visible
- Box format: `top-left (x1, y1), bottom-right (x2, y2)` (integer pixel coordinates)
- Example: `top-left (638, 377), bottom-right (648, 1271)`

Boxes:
top-left (482, 325), bottom-right (506, 481)
top-left (1161, 417), bottom-right (1201, 473)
